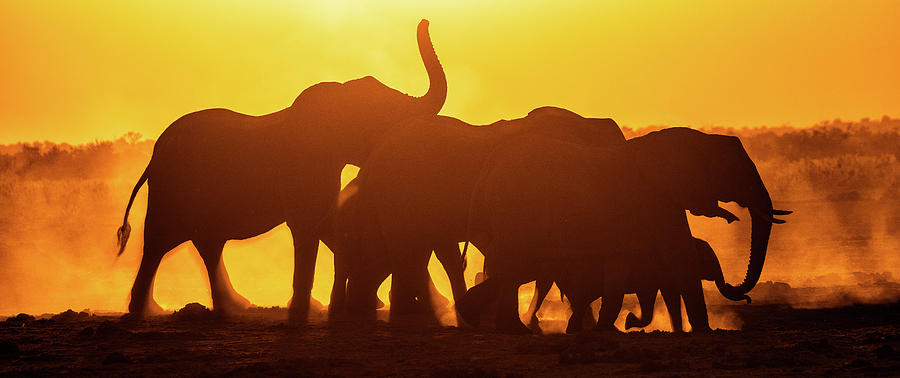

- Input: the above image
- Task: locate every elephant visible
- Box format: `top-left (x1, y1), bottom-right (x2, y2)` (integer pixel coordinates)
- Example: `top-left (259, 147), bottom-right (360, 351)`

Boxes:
top-left (621, 238), bottom-right (734, 332)
top-left (113, 20), bottom-right (447, 320)
top-left (456, 128), bottom-right (790, 334)
top-left (521, 237), bottom-right (739, 333)
top-left (340, 107), bottom-right (626, 319)
top-left (319, 177), bottom-right (466, 316)
top-left (543, 237), bottom-right (744, 333)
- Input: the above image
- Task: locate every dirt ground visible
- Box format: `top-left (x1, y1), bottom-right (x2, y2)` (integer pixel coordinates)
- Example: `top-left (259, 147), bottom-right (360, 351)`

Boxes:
top-left (1, 300), bottom-right (898, 377)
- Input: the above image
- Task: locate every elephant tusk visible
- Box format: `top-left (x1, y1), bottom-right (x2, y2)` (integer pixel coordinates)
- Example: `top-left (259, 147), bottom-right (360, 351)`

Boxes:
top-left (750, 208), bottom-right (787, 224)
top-left (772, 209), bottom-right (793, 215)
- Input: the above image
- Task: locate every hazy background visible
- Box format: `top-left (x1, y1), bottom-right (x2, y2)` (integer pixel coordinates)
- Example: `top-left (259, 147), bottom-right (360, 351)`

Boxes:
top-left (1, 1), bottom-right (899, 320)
top-left (1, 118), bottom-right (898, 316)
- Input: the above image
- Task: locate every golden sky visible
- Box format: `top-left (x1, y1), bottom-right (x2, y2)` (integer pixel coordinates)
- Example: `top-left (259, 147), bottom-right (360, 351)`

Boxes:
top-left (1, 0), bottom-right (899, 143)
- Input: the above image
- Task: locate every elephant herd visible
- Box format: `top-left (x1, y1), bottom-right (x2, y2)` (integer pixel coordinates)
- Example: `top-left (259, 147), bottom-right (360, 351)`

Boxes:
top-left (115, 20), bottom-right (790, 334)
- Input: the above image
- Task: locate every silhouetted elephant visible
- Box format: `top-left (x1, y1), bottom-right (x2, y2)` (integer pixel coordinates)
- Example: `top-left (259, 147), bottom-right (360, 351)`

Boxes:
top-left (342, 107), bottom-right (625, 318)
top-left (457, 128), bottom-right (790, 333)
top-left (620, 238), bottom-right (733, 332)
top-left (553, 237), bottom-right (743, 333)
top-left (114, 20), bottom-right (447, 320)
top-left (521, 237), bottom-right (737, 333)
top-left (320, 178), bottom-right (466, 315)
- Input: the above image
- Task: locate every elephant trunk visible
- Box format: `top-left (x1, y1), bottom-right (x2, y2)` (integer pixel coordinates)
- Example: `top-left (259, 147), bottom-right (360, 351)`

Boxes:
top-left (625, 289), bottom-right (658, 329)
top-left (414, 19), bottom-right (447, 115)
top-left (718, 185), bottom-right (774, 302)
top-left (710, 248), bottom-right (752, 303)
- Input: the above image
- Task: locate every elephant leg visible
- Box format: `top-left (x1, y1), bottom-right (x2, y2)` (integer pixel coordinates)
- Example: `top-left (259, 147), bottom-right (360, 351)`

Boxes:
top-left (524, 280), bottom-right (553, 330)
top-left (495, 278), bottom-right (530, 334)
top-left (593, 291), bottom-right (624, 333)
top-left (681, 279), bottom-right (711, 332)
top-left (456, 277), bottom-right (499, 328)
top-left (625, 288), bottom-right (658, 330)
top-left (128, 223), bottom-right (182, 317)
top-left (346, 271), bottom-right (386, 316)
top-left (329, 248), bottom-right (348, 314)
top-left (389, 249), bottom-right (432, 316)
top-left (286, 226), bottom-right (320, 323)
top-left (433, 242), bottom-right (467, 306)
top-left (389, 265), bottom-right (415, 315)
top-left (128, 244), bottom-right (167, 316)
top-left (195, 238), bottom-right (251, 315)
top-left (660, 287), bottom-right (684, 333)
top-left (565, 294), bottom-right (590, 334)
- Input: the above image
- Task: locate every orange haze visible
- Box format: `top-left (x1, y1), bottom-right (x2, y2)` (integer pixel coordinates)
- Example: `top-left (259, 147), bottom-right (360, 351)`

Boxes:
top-left (2, 1), bottom-right (900, 144)
top-left (1, 2), bottom-right (899, 321)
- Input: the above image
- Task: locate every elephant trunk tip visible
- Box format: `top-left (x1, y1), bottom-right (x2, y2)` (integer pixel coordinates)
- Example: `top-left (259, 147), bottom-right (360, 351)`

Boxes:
top-left (415, 18), bottom-right (447, 115)
top-left (715, 281), bottom-right (754, 304)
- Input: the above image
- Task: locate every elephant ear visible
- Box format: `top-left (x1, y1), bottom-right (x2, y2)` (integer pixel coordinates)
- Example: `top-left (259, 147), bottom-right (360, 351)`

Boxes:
top-left (630, 128), bottom-right (718, 211)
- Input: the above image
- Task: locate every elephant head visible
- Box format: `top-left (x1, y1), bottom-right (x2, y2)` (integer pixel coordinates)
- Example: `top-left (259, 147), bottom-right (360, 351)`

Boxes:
top-left (286, 19), bottom-right (447, 166)
top-left (628, 128), bottom-right (790, 302)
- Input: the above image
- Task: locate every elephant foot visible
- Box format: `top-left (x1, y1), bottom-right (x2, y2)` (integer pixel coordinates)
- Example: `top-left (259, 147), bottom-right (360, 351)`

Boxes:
top-left (119, 312), bottom-right (141, 323)
top-left (691, 324), bottom-right (712, 333)
top-left (389, 297), bottom-right (423, 316)
top-left (496, 316), bottom-right (532, 335)
top-left (565, 319), bottom-right (583, 334)
top-left (457, 279), bottom-right (500, 329)
top-left (288, 295), bottom-right (322, 324)
top-left (527, 314), bottom-right (541, 332)
top-left (328, 300), bottom-right (345, 315)
top-left (455, 297), bottom-right (482, 328)
top-left (624, 312), bottom-right (649, 330)
top-left (146, 300), bottom-right (169, 316)
top-left (127, 298), bottom-right (169, 319)
top-left (214, 294), bottom-right (252, 316)
top-left (591, 323), bottom-right (621, 334)
top-left (288, 307), bottom-right (307, 324)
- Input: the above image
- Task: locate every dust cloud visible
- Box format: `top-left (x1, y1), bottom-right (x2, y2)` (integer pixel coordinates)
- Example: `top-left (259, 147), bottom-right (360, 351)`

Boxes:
top-left (2, 117), bottom-right (900, 320)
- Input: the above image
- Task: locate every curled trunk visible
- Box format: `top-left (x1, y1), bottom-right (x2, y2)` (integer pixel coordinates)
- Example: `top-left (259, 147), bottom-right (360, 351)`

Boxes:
top-left (414, 20), bottom-right (447, 115)
top-left (717, 192), bottom-right (774, 302)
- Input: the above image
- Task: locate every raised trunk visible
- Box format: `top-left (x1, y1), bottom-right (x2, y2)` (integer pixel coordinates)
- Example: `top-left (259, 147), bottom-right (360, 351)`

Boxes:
top-left (413, 20), bottom-right (447, 115)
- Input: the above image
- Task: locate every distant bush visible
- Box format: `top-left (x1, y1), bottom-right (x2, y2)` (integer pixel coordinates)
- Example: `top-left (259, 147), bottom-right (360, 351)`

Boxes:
top-left (0, 133), bottom-right (153, 181)
top-left (1, 118), bottom-right (898, 199)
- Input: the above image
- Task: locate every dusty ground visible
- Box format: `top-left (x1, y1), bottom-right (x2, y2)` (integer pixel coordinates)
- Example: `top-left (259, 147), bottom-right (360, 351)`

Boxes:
top-left (1, 300), bottom-right (898, 377)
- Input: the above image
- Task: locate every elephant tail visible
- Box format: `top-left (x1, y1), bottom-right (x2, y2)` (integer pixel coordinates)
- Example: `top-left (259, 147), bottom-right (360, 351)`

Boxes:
top-left (116, 163), bottom-right (150, 257)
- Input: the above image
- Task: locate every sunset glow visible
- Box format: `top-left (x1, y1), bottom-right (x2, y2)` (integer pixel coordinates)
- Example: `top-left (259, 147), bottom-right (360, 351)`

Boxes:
top-left (2, 0), bottom-right (899, 144)
top-left (1, 0), bottom-right (898, 318)
top-left (4, 2), bottom-right (900, 375)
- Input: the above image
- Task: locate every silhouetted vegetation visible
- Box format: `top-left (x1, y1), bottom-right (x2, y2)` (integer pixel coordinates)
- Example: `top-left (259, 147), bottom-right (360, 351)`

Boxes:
top-left (0, 132), bottom-right (152, 181)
